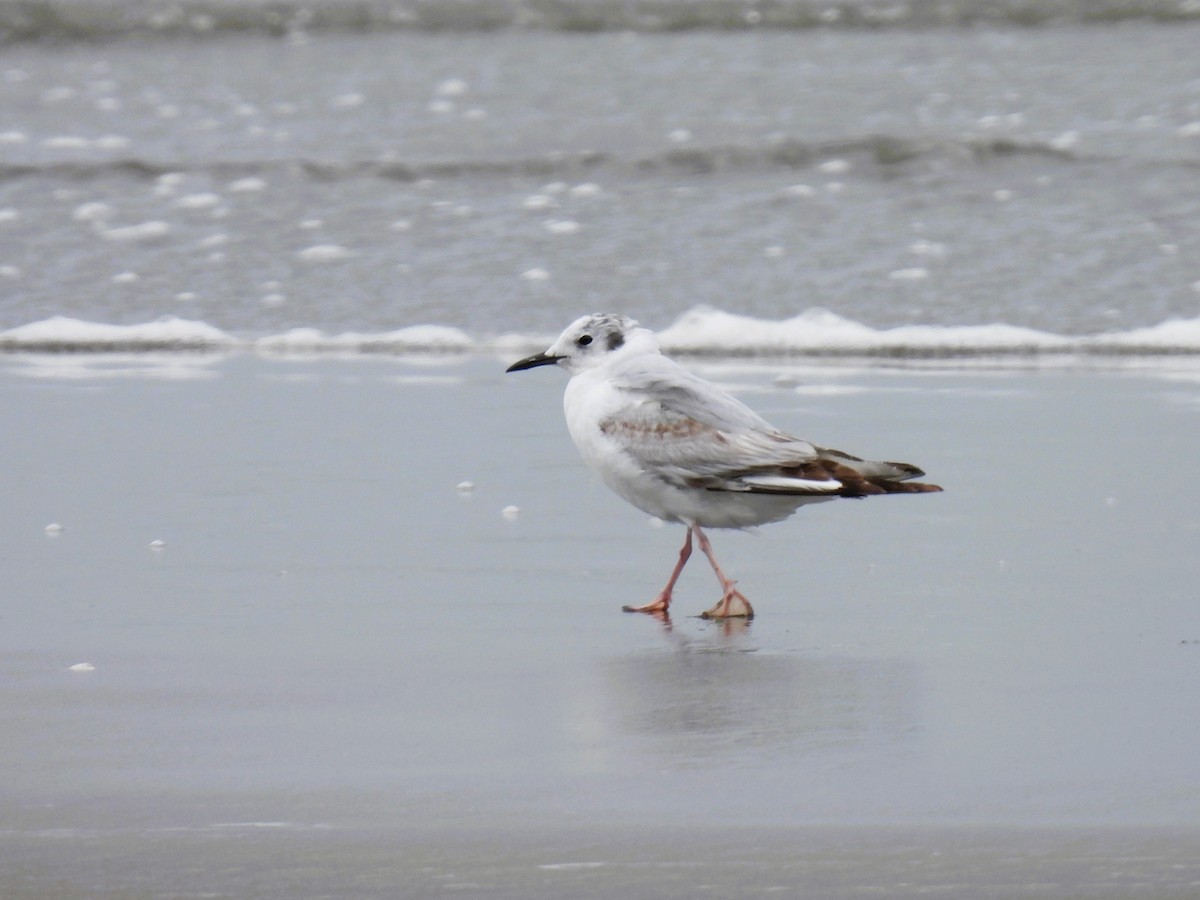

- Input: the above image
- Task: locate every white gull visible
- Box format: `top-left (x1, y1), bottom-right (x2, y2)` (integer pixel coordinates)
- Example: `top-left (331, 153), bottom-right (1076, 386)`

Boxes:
top-left (507, 313), bottom-right (942, 620)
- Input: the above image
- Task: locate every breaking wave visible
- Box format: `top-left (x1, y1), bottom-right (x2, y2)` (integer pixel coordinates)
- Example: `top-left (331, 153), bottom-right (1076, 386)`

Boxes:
top-left (0, 134), bottom-right (1147, 186)
top-left (5, 308), bottom-right (1200, 360)
top-left (2, 0), bottom-right (1199, 42)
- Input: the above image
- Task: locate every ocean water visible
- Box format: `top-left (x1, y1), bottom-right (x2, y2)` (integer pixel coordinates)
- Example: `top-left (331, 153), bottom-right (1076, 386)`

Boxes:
top-left (2, 2), bottom-right (1200, 355)
top-left (5, 11), bottom-right (1200, 891)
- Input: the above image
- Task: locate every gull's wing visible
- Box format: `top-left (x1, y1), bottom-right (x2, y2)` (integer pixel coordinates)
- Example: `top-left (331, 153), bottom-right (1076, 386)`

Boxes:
top-left (601, 354), bottom-right (941, 497)
top-left (608, 355), bottom-right (778, 435)
top-left (601, 356), bottom-right (838, 494)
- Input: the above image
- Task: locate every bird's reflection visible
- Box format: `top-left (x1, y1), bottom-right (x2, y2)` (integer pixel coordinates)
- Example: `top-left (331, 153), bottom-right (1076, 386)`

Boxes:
top-left (592, 622), bottom-right (918, 765)
top-left (634, 609), bottom-right (754, 640)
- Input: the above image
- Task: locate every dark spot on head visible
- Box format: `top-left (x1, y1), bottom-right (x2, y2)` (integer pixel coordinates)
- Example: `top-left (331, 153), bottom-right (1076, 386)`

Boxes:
top-left (607, 332), bottom-right (624, 351)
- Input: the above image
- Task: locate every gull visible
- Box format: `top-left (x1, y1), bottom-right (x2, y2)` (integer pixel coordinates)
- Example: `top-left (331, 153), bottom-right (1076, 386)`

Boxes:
top-left (506, 313), bottom-right (942, 620)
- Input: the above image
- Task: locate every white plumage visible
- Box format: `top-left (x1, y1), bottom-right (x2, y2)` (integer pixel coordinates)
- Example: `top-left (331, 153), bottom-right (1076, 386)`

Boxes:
top-left (508, 313), bottom-right (941, 619)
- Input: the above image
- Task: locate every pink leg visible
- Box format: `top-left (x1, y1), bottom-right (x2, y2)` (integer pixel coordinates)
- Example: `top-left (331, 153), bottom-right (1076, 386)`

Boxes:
top-left (694, 526), bottom-right (754, 619)
top-left (623, 525), bottom-right (693, 615)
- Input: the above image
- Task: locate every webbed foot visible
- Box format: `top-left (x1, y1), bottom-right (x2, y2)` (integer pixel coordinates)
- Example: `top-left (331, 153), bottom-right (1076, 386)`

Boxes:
top-left (699, 588), bottom-right (754, 620)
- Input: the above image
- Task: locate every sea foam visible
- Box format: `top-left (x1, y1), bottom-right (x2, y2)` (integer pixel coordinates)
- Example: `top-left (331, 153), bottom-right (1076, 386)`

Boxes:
top-left (655, 307), bottom-right (1074, 355)
top-left (3, 309), bottom-right (1200, 359)
top-left (0, 316), bottom-right (234, 351)
top-left (255, 325), bottom-right (473, 354)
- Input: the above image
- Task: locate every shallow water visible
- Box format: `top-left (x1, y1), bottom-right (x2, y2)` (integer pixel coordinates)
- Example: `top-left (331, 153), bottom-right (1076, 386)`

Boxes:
top-left (4, 355), bottom-right (1199, 817)
top-left (2, 23), bottom-right (1200, 338)
top-left (3, 355), bottom-right (1199, 894)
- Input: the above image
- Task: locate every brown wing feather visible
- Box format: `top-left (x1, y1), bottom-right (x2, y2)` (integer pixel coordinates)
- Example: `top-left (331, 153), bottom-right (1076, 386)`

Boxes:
top-left (818, 460), bottom-right (942, 497)
top-left (731, 456), bottom-right (942, 498)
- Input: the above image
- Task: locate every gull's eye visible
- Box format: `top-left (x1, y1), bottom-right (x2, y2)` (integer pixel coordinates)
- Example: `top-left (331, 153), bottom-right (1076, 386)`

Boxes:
top-left (577, 334), bottom-right (593, 347)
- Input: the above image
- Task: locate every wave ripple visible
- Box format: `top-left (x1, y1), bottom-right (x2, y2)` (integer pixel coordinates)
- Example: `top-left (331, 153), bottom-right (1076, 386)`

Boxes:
top-left (5, 309), bottom-right (1200, 359)
top-left (3, 0), bottom-right (1199, 43)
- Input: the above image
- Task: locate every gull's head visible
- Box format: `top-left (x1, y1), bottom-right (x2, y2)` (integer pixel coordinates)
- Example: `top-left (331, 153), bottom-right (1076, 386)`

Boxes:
top-left (506, 313), bottom-right (656, 376)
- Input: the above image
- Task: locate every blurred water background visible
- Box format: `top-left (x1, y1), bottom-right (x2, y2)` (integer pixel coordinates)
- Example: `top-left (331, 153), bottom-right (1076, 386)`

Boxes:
top-left (1, 0), bottom-right (1199, 351)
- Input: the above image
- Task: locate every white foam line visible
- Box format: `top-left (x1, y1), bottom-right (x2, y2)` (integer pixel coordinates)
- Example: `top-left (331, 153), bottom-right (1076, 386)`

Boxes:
top-left (655, 307), bottom-right (1075, 354)
top-left (2, 309), bottom-right (1200, 359)
top-left (255, 324), bottom-right (473, 354)
top-left (0, 316), bottom-right (234, 351)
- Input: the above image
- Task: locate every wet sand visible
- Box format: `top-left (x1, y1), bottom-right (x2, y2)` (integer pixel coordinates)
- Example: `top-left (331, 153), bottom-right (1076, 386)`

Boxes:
top-left (2, 353), bottom-right (1199, 897)
top-left (5, 818), bottom-right (1200, 898)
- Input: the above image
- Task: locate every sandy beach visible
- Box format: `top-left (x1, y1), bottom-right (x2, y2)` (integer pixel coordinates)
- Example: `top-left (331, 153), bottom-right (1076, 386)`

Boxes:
top-left (2, 352), bottom-right (1198, 897)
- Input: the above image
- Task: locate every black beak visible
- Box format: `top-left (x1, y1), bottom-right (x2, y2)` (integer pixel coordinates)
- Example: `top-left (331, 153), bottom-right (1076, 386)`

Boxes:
top-left (506, 351), bottom-right (563, 373)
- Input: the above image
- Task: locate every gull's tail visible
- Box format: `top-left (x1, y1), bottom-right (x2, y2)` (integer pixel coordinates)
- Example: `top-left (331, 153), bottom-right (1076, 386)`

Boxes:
top-left (817, 447), bottom-right (943, 496)
top-left (735, 447), bottom-right (942, 497)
